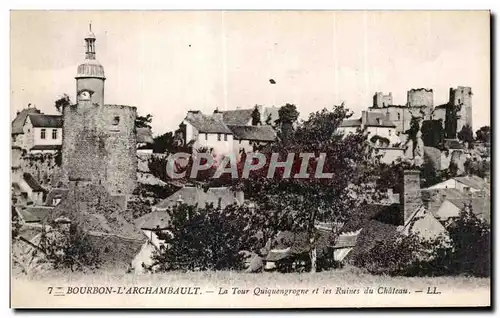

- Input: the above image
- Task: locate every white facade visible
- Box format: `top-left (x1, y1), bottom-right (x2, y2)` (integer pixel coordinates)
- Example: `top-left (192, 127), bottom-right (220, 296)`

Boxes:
top-left (426, 178), bottom-right (480, 192)
top-left (18, 116), bottom-right (63, 152)
top-left (183, 120), bottom-right (234, 156)
top-left (365, 125), bottom-right (399, 145)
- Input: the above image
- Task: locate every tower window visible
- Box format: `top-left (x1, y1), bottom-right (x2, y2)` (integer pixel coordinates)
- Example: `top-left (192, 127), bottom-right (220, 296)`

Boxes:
top-left (40, 129), bottom-right (46, 139)
top-left (217, 133), bottom-right (221, 141)
top-left (224, 134), bottom-right (228, 141)
top-left (389, 130), bottom-right (392, 136)
top-left (205, 133), bottom-right (208, 140)
top-left (112, 116), bottom-right (120, 125)
top-left (52, 129), bottom-right (58, 139)
top-left (397, 113), bottom-right (401, 121)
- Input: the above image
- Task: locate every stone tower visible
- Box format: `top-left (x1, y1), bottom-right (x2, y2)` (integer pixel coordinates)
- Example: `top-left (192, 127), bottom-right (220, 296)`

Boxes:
top-left (446, 86), bottom-right (473, 138)
top-left (75, 24), bottom-right (105, 107)
top-left (61, 25), bottom-right (138, 199)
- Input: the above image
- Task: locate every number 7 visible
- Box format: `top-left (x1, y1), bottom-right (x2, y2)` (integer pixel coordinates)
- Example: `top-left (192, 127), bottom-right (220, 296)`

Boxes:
top-left (47, 287), bottom-right (53, 294)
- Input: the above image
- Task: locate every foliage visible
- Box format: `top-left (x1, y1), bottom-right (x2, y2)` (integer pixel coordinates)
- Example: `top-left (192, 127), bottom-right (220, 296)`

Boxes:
top-left (445, 205), bottom-right (490, 277)
top-left (41, 222), bottom-right (101, 271)
top-left (251, 105), bottom-right (261, 126)
top-left (475, 126), bottom-right (491, 143)
top-left (355, 206), bottom-right (490, 277)
top-left (421, 119), bottom-right (445, 148)
top-left (152, 132), bottom-right (174, 153)
top-left (265, 113), bottom-right (273, 125)
top-left (153, 203), bottom-right (258, 271)
top-left (55, 94), bottom-right (71, 113)
top-left (457, 124), bottom-right (474, 146)
top-left (464, 158), bottom-right (490, 179)
top-left (136, 113), bottom-right (153, 129)
top-left (276, 103), bottom-right (300, 140)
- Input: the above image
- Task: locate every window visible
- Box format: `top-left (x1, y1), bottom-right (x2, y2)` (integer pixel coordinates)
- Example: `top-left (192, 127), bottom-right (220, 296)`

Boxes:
top-left (205, 133), bottom-right (208, 140)
top-left (224, 134), bottom-right (228, 141)
top-left (397, 113), bottom-right (401, 120)
top-left (112, 116), bottom-right (120, 125)
top-left (217, 133), bottom-right (221, 141)
top-left (389, 130), bottom-right (392, 136)
top-left (52, 129), bottom-right (57, 139)
top-left (40, 129), bottom-right (46, 139)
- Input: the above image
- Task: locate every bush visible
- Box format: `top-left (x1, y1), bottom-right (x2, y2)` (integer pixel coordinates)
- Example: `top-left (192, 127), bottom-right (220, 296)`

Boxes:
top-left (153, 203), bottom-right (258, 271)
top-left (355, 206), bottom-right (490, 277)
top-left (41, 222), bottom-right (101, 271)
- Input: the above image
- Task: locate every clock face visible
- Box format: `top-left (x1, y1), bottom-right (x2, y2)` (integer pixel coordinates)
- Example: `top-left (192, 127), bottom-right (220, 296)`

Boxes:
top-left (79, 90), bottom-right (91, 100)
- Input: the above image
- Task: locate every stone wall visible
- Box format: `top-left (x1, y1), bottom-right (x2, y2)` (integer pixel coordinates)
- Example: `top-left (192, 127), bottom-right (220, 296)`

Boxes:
top-left (407, 88), bottom-right (434, 107)
top-left (18, 152), bottom-right (63, 189)
top-left (401, 170), bottom-right (422, 224)
top-left (61, 102), bottom-right (137, 196)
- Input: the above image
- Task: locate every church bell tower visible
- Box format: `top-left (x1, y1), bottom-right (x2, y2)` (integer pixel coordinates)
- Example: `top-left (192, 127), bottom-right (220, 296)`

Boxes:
top-left (75, 24), bottom-right (105, 106)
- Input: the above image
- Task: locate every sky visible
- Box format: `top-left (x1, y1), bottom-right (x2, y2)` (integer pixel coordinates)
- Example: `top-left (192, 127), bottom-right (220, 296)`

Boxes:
top-left (10, 10), bottom-right (490, 135)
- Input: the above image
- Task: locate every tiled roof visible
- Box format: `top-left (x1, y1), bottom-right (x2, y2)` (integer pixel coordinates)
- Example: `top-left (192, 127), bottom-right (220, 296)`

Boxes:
top-left (13, 206), bottom-right (39, 223)
top-left (136, 127), bottom-right (154, 144)
top-left (22, 173), bottom-right (45, 192)
top-left (447, 198), bottom-right (491, 224)
top-left (30, 144), bottom-right (62, 151)
top-left (454, 175), bottom-right (489, 191)
top-left (25, 206), bottom-right (54, 222)
top-left (11, 107), bottom-right (42, 134)
top-left (154, 186), bottom-right (240, 211)
top-left (28, 114), bottom-right (63, 128)
top-left (339, 119), bottom-right (362, 127)
top-left (340, 203), bottom-right (401, 261)
top-left (184, 111), bottom-right (233, 134)
top-left (222, 109), bottom-right (254, 125)
top-left (134, 211), bottom-right (171, 230)
top-left (228, 125), bottom-right (277, 142)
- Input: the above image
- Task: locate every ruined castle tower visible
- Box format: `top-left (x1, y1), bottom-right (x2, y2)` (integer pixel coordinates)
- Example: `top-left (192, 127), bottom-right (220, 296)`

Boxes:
top-left (445, 86), bottom-right (473, 139)
top-left (61, 25), bottom-right (137, 198)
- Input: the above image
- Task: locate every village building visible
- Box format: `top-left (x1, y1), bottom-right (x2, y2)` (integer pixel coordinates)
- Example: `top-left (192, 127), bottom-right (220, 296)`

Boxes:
top-left (423, 175), bottom-right (490, 193)
top-left (11, 107), bottom-right (63, 154)
top-left (176, 106), bottom-right (279, 158)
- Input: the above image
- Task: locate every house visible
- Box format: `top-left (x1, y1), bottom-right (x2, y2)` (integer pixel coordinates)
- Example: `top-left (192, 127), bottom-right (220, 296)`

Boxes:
top-left (177, 108), bottom-right (278, 158)
top-left (228, 125), bottom-right (277, 155)
top-left (341, 170), bottom-right (453, 264)
top-left (424, 175), bottom-right (490, 193)
top-left (179, 110), bottom-right (235, 155)
top-left (152, 185), bottom-right (244, 212)
top-left (11, 108), bottom-right (63, 153)
top-left (12, 173), bottom-right (47, 205)
top-left (434, 195), bottom-right (491, 225)
top-left (222, 105), bottom-right (279, 126)
top-left (338, 111), bottom-right (404, 164)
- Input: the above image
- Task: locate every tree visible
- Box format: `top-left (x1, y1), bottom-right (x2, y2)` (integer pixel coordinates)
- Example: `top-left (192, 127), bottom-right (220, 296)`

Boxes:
top-left (265, 113), bottom-right (273, 125)
top-left (236, 104), bottom-right (376, 272)
top-left (251, 105), bottom-right (261, 126)
top-left (153, 203), bottom-right (258, 271)
top-left (421, 119), bottom-right (445, 148)
top-left (457, 124), bottom-right (474, 147)
top-left (276, 103), bottom-right (300, 141)
top-left (136, 114), bottom-right (153, 129)
top-left (55, 94), bottom-right (71, 113)
top-left (152, 132), bottom-right (174, 153)
top-left (476, 126), bottom-right (491, 143)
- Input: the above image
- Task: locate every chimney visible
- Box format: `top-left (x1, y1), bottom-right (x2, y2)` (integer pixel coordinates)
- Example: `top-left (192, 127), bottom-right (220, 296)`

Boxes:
top-left (400, 169), bottom-right (422, 224)
top-left (235, 190), bottom-right (245, 205)
top-left (213, 108), bottom-right (223, 121)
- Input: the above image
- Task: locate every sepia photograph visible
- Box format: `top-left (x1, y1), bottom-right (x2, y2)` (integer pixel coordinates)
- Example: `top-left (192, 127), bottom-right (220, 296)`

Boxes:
top-left (9, 10), bottom-right (491, 308)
